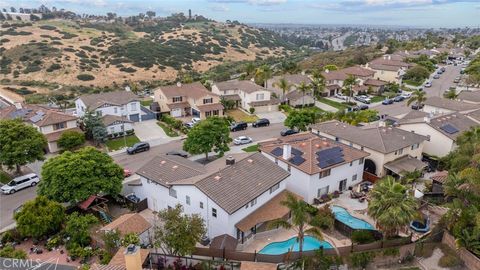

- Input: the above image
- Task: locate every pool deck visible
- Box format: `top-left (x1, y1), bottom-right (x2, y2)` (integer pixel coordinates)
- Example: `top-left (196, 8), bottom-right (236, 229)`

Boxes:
top-left (327, 192), bottom-right (377, 229)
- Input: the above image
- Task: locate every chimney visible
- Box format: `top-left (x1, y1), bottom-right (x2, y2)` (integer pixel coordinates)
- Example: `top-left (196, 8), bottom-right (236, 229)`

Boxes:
top-left (282, 144), bottom-right (291, 160)
top-left (424, 116), bottom-right (431, 123)
top-left (226, 156), bottom-right (235, 165)
top-left (124, 245), bottom-right (142, 270)
top-left (387, 55), bottom-right (391, 60)
top-left (176, 82), bottom-right (182, 87)
top-left (383, 55), bottom-right (387, 60)
top-left (14, 102), bottom-right (22, 109)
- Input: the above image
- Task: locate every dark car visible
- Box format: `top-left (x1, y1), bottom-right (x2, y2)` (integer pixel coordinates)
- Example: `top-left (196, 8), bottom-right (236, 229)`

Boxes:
top-left (166, 150), bottom-right (189, 158)
top-left (252, 118), bottom-right (270, 128)
top-left (411, 104), bottom-right (424, 110)
top-left (280, 129), bottom-right (299, 136)
top-left (393, 96), bottom-right (405, 102)
top-left (382, 99), bottom-right (394, 105)
top-left (359, 104), bottom-right (369, 110)
top-left (127, 142), bottom-right (150, 154)
top-left (441, 67), bottom-right (446, 72)
top-left (230, 122), bottom-right (248, 132)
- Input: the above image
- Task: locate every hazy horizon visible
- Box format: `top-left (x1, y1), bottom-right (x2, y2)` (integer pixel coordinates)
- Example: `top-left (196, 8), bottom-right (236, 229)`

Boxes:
top-left (1, 0), bottom-right (479, 28)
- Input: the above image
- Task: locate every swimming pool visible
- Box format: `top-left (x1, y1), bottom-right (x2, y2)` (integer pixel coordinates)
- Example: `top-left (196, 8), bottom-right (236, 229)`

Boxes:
top-left (259, 236), bottom-right (333, 255)
top-left (331, 205), bottom-right (375, 230)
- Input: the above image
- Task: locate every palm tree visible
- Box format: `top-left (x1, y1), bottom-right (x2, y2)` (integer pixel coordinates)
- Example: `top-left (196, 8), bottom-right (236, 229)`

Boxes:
top-left (311, 69), bottom-right (326, 101)
top-left (367, 176), bottom-right (418, 238)
top-left (342, 75), bottom-right (357, 102)
top-left (297, 82), bottom-right (312, 107)
top-left (244, 62), bottom-right (256, 77)
top-left (273, 77), bottom-right (292, 103)
top-left (406, 90), bottom-right (427, 108)
top-left (269, 192), bottom-right (332, 256)
top-left (456, 228), bottom-right (480, 256)
top-left (255, 64), bottom-right (272, 89)
top-left (444, 89), bottom-right (458, 100)
top-left (401, 170), bottom-right (423, 186)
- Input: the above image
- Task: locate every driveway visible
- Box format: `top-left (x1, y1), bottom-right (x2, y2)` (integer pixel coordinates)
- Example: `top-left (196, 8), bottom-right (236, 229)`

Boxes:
top-left (256, 111), bottom-right (286, 124)
top-left (133, 120), bottom-right (177, 146)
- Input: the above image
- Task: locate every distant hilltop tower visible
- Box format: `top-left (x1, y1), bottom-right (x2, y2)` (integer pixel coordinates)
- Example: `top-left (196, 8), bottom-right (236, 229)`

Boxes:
top-left (188, 9), bottom-right (192, 20)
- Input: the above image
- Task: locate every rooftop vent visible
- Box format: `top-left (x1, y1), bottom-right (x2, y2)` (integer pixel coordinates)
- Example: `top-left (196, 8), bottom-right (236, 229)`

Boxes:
top-left (160, 160), bottom-right (166, 165)
top-left (226, 156), bottom-right (235, 165)
top-left (214, 175), bottom-right (221, 181)
top-left (176, 82), bottom-right (182, 87)
top-left (172, 165), bottom-right (178, 169)
top-left (247, 159), bottom-right (254, 163)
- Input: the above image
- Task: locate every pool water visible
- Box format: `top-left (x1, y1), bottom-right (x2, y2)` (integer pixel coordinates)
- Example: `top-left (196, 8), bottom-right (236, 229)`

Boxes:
top-left (259, 236), bottom-right (333, 255)
top-left (331, 205), bottom-right (375, 230)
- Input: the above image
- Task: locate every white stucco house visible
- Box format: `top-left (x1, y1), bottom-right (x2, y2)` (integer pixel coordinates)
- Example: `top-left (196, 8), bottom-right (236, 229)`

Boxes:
top-left (259, 133), bottom-right (370, 204)
top-left (212, 80), bottom-right (280, 113)
top-left (75, 91), bottom-right (143, 122)
top-left (422, 96), bottom-right (479, 115)
top-left (310, 120), bottom-right (427, 178)
top-left (102, 115), bottom-right (134, 135)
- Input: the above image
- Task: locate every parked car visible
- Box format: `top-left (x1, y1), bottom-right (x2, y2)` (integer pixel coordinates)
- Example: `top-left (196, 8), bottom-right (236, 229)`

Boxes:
top-left (411, 104), bottom-right (424, 110)
top-left (393, 96), bottom-right (405, 102)
top-left (124, 169), bottom-right (132, 178)
top-left (280, 129), bottom-right (299, 136)
top-left (436, 70), bottom-right (443, 75)
top-left (184, 122), bottom-right (195, 129)
top-left (252, 118), bottom-right (270, 128)
top-left (335, 93), bottom-right (347, 100)
top-left (358, 104), bottom-right (369, 110)
top-left (354, 95), bottom-right (371, 104)
top-left (453, 77), bottom-right (461, 83)
top-left (433, 74), bottom-right (440, 79)
top-left (127, 142), bottom-right (150, 155)
top-left (460, 68), bottom-right (465, 74)
top-left (1, 173), bottom-right (40, 194)
top-left (166, 150), bottom-right (189, 158)
top-left (401, 92), bottom-right (412, 98)
top-left (424, 81), bottom-right (432, 88)
top-left (233, 136), bottom-right (253, 145)
top-left (382, 98), bottom-right (394, 105)
top-left (230, 122), bottom-right (248, 132)
top-left (441, 67), bottom-right (446, 72)
top-left (192, 117), bottom-right (201, 124)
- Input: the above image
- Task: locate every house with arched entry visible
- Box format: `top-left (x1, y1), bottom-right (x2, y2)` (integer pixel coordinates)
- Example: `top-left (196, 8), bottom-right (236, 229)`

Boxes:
top-left (310, 120), bottom-right (428, 178)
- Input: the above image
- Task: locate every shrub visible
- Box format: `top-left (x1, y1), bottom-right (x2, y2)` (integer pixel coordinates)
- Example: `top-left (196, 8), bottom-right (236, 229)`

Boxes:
top-left (351, 230), bottom-right (376, 244)
top-left (439, 254), bottom-right (461, 268)
top-left (121, 233), bottom-right (140, 247)
top-left (0, 231), bottom-right (14, 244)
top-left (58, 130), bottom-right (85, 151)
top-left (0, 245), bottom-right (27, 259)
top-left (77, 74), bottom-right (95, 81)
top-left (249, 107), bottom-right (255, 114)
top-left (46, 63), bottom-right (61, 72)
top-left (46, 235), bottom-right (63, 250)
top-left (349, 251), bottom-right (375, 268)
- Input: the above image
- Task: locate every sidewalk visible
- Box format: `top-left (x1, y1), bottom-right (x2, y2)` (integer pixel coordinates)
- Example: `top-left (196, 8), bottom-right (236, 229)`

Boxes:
top-left (315, 100), bottom-right (338, 112)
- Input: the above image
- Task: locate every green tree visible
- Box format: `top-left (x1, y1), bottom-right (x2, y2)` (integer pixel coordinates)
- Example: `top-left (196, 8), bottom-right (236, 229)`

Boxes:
top-left (323, 64), bottom-right (338, 71)
top-left (154, 204), bottom-right (206, 256)
top-left (406, 90), bottom-right (427, 107)
top-left (82, 110), bottom-right (107, 144)
top-left (342, 75), bottom-right (357, 102)
top-left (58, 130), bottom-right (85, 151)
top-left (311, 69), bottom-right (326, 100)
top-left (456, 228), bottom-right (480, 256)
top-left (14, 196), bottom-right (65, 239)
top-left (0, 119), bottom-right (47, 173)
top-left (65, 212), bottom-right (98, 247)
top-left (269, 192), bottom-right (333, 256)
top-left (297, 81), bottom-right (312, 107)
top-left (254, 64), bottom-right (272, 88)
top-left (273, 77), bottom-right (292, 101)
top-left (404, 66), bottom-right (430, 83)
top-left (39, 147), bottom-right (123, 203)
top-left (182, 116), bottom-right (232, 160)
top-left (102, 230), bottom-right (121, 256)
top-left (367, 176), bottom-right (418, 238)
top-left (244, 62), bottom-right (256, 77)
top-left (122, 233), bottom-right (141, 247)
top-left (284, 109), bottom-right (317, 131)
top-left (444, 89), bottom-right (458, 100)
top-left (0, 246), bottom-right (27, 259)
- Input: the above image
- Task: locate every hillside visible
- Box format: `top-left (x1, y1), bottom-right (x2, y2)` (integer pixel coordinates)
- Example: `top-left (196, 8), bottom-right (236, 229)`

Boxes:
top-left (299, 46), bottom-right (382, 70)
top-left (0, 19), bottom-right (293, 89)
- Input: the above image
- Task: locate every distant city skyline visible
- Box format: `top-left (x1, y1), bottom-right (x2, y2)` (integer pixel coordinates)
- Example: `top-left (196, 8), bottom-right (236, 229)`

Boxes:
top-left (1, 0), bottom-right (479, 28)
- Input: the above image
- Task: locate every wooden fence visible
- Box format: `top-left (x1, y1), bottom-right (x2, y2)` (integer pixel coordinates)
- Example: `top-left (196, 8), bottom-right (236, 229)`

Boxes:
top-left (442, 231), bottom-right (480, 270)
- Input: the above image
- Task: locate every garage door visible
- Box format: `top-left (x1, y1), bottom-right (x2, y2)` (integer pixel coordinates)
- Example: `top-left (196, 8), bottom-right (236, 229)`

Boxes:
top-left (129, 114), bottom-right (140, 122)
top-left (171, 108), bottom-right (182, 117)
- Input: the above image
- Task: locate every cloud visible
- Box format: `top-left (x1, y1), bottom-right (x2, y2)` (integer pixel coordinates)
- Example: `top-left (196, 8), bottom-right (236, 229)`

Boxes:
top-left (309, 0), bottom-right (478, 12)
top-left (210, 4), bottom-right (230, 12)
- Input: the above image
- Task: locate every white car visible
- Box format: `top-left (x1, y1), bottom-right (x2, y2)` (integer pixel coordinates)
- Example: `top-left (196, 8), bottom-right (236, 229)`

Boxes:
top-left (1, 173), bottom-right (40, 194)
top-left (335, 93), bottom-right (347, 100)
top-left (424, 81), bottom-right (432, 88)
top-left (401, 92), bottom-right (412, 98)
top-left (233, 136), bottom-right (253, 145)
top-left (192, 117), bottom-right (201, 124)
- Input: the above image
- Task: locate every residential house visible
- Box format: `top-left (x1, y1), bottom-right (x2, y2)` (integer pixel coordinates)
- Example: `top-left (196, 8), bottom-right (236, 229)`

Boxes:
top-left (365, 55), bottom-right (411, 83)
top-left (310, 120), bottom-right (427, 178)
top-left (267, 74), bottom-right (315, 106)
top-left (102, 115), bottom-right (133, 135)
top-left (363, 78), bottom-right (388, 94)
top-left (396, 112), bottom-right (478, 157)
top-left (322, 70), bottom-right (347, 96)
top-left (132, 153), bottom-right (292, 244)
top-left (0, 104), bottom-right (81, 153)
top-left (99, 213), bottom-right (152, 245)
top-left (457, 91), bottom-right (480, 104)
top-left (259, 133), bottom-right (370, 204)
top-left (341, 66), bottom-right (376, 83)
top-left (423, 96), bottom-right (479, 114)
top-left (75, 91), bottom-right (143, 123)
top-left (212, 80), bottom-right (280, 113)
top-left (155, 82), bottom-right (224, 119)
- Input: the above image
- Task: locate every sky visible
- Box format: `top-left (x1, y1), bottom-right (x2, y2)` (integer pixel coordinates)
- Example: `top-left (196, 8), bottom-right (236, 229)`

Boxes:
top-left (1, 0), bottom-right (480, 28)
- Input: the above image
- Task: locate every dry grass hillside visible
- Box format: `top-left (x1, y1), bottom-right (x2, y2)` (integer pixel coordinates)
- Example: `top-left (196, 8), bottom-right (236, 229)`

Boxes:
top-left (0, 20), bottom-right (291, 89)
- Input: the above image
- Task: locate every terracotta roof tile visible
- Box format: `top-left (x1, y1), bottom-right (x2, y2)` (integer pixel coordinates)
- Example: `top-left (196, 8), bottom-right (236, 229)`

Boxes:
top-left (101, 213), bottom-right (151, 236)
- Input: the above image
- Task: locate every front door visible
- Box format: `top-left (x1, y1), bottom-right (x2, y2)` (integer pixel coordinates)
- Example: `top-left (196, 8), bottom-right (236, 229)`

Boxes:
top-left (339, 179), bottom-right (347, 192)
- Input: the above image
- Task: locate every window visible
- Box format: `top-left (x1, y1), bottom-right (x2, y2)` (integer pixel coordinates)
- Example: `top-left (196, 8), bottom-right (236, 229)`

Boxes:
top-left (199, 202), bottom-right (204, 209)
top-left (411, 143), bottom-right (419, 150)
top-left (97, 110), bottom-right (103, 117)
top-left (169, 188), bottom-right (177, 198)
top-left (335, 137), bottom-right (339, 142)
top-left (317, 186), bottom-right (329, 197)
top-left (212, 208), bottom-right (217, 218)
top-left (352, 174), bottom-right (357, 181)
top-left (173, 96), bottom-right (182, 102)
top-left (130, 103), bottom-right (137, 111)
top-left (250, 198), bottom-right (257, 207)
top-left (395, 148), bottom-right (404, 155)
top-left (186, 196), bottom-right (190, 205)
top-left (275, 158), bottom-right (278, 164)
top-left (349, 142), bottom-right (353, 147)
top-left (213, 110), bottom-right (219, 116)
top-left (339, 179), bottom-right (347, 191)
top-left (350, 162), bottom-right (353, 167)
top-left (359, 158), bottom-right (364, 165)
top-left (114, 107), bottom-right (118, 114)
top-left (53, 122), bottom-right (66, 130)
top-left (205, 111), bottom-right (212, 117)
top-left (360, 146), bottom-right (364, 151)
top-left (110, 127), bottom-right (115, 133)
top-left (319, 169), bottom-right (331, 179)
top-left (270, 183), bottom-right (280, 194)
top-left (287, 165), bottom-right (291, 172)
top-left (203, 98), bottom-right (213, 104)
top-left (256, 93), bottom-right (265, 100)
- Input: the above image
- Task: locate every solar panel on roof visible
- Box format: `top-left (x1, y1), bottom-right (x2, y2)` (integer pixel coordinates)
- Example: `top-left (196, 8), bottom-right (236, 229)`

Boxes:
top-left (271, 147), bottom-right (283, 157)
top-left (317, 146), bottom-right (345, 168)
top-left (10, 109), bottom-right (30, 119)
top-left (29, 115), bottom-right (43, 123)
top-left (318, 156), bottom-right (345, 168)
top-left (291, 148), bottom-right (303, 156)
top-left (440, 123), bottom-right (459, 134)
top-left (316, 146), bottom-right (343, 156)
top-left (36, 111), bottom-right (46, 116)
top-left (289, 155), bottom-right (306, 166)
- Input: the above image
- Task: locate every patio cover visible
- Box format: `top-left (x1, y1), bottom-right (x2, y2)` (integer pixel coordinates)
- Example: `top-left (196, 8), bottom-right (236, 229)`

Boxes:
top-left (235, 190), bottom-right (302, 232)
top-left (384, 156), bottom-right (427, 176)
top-left (210, 234), bottom-right (238, 250)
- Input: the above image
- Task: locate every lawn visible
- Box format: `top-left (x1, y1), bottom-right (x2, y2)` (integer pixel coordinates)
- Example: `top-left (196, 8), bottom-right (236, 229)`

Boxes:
top-left (318, 97), bottom-right (349, 110)
top-left (242, 144), bottom-right (259, 152)
top-left (403, 79), bottom-right (424, 87)
top-left (140, 99), bottom-right (153, 107)
top-left (0, 170), bottom-right (10, 184)
top-left (157, 122), bottom-right (179, 137)
top-left (226, 109), bottom-right (258, 123)
top-left (370, 95), bottom-right (385, 103)
top-left (105, 135), bottom-right (140, 151)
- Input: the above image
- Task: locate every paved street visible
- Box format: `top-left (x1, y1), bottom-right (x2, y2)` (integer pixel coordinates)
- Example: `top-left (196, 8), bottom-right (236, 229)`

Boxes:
top-left (0, 186), bottom-right (37, 232)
